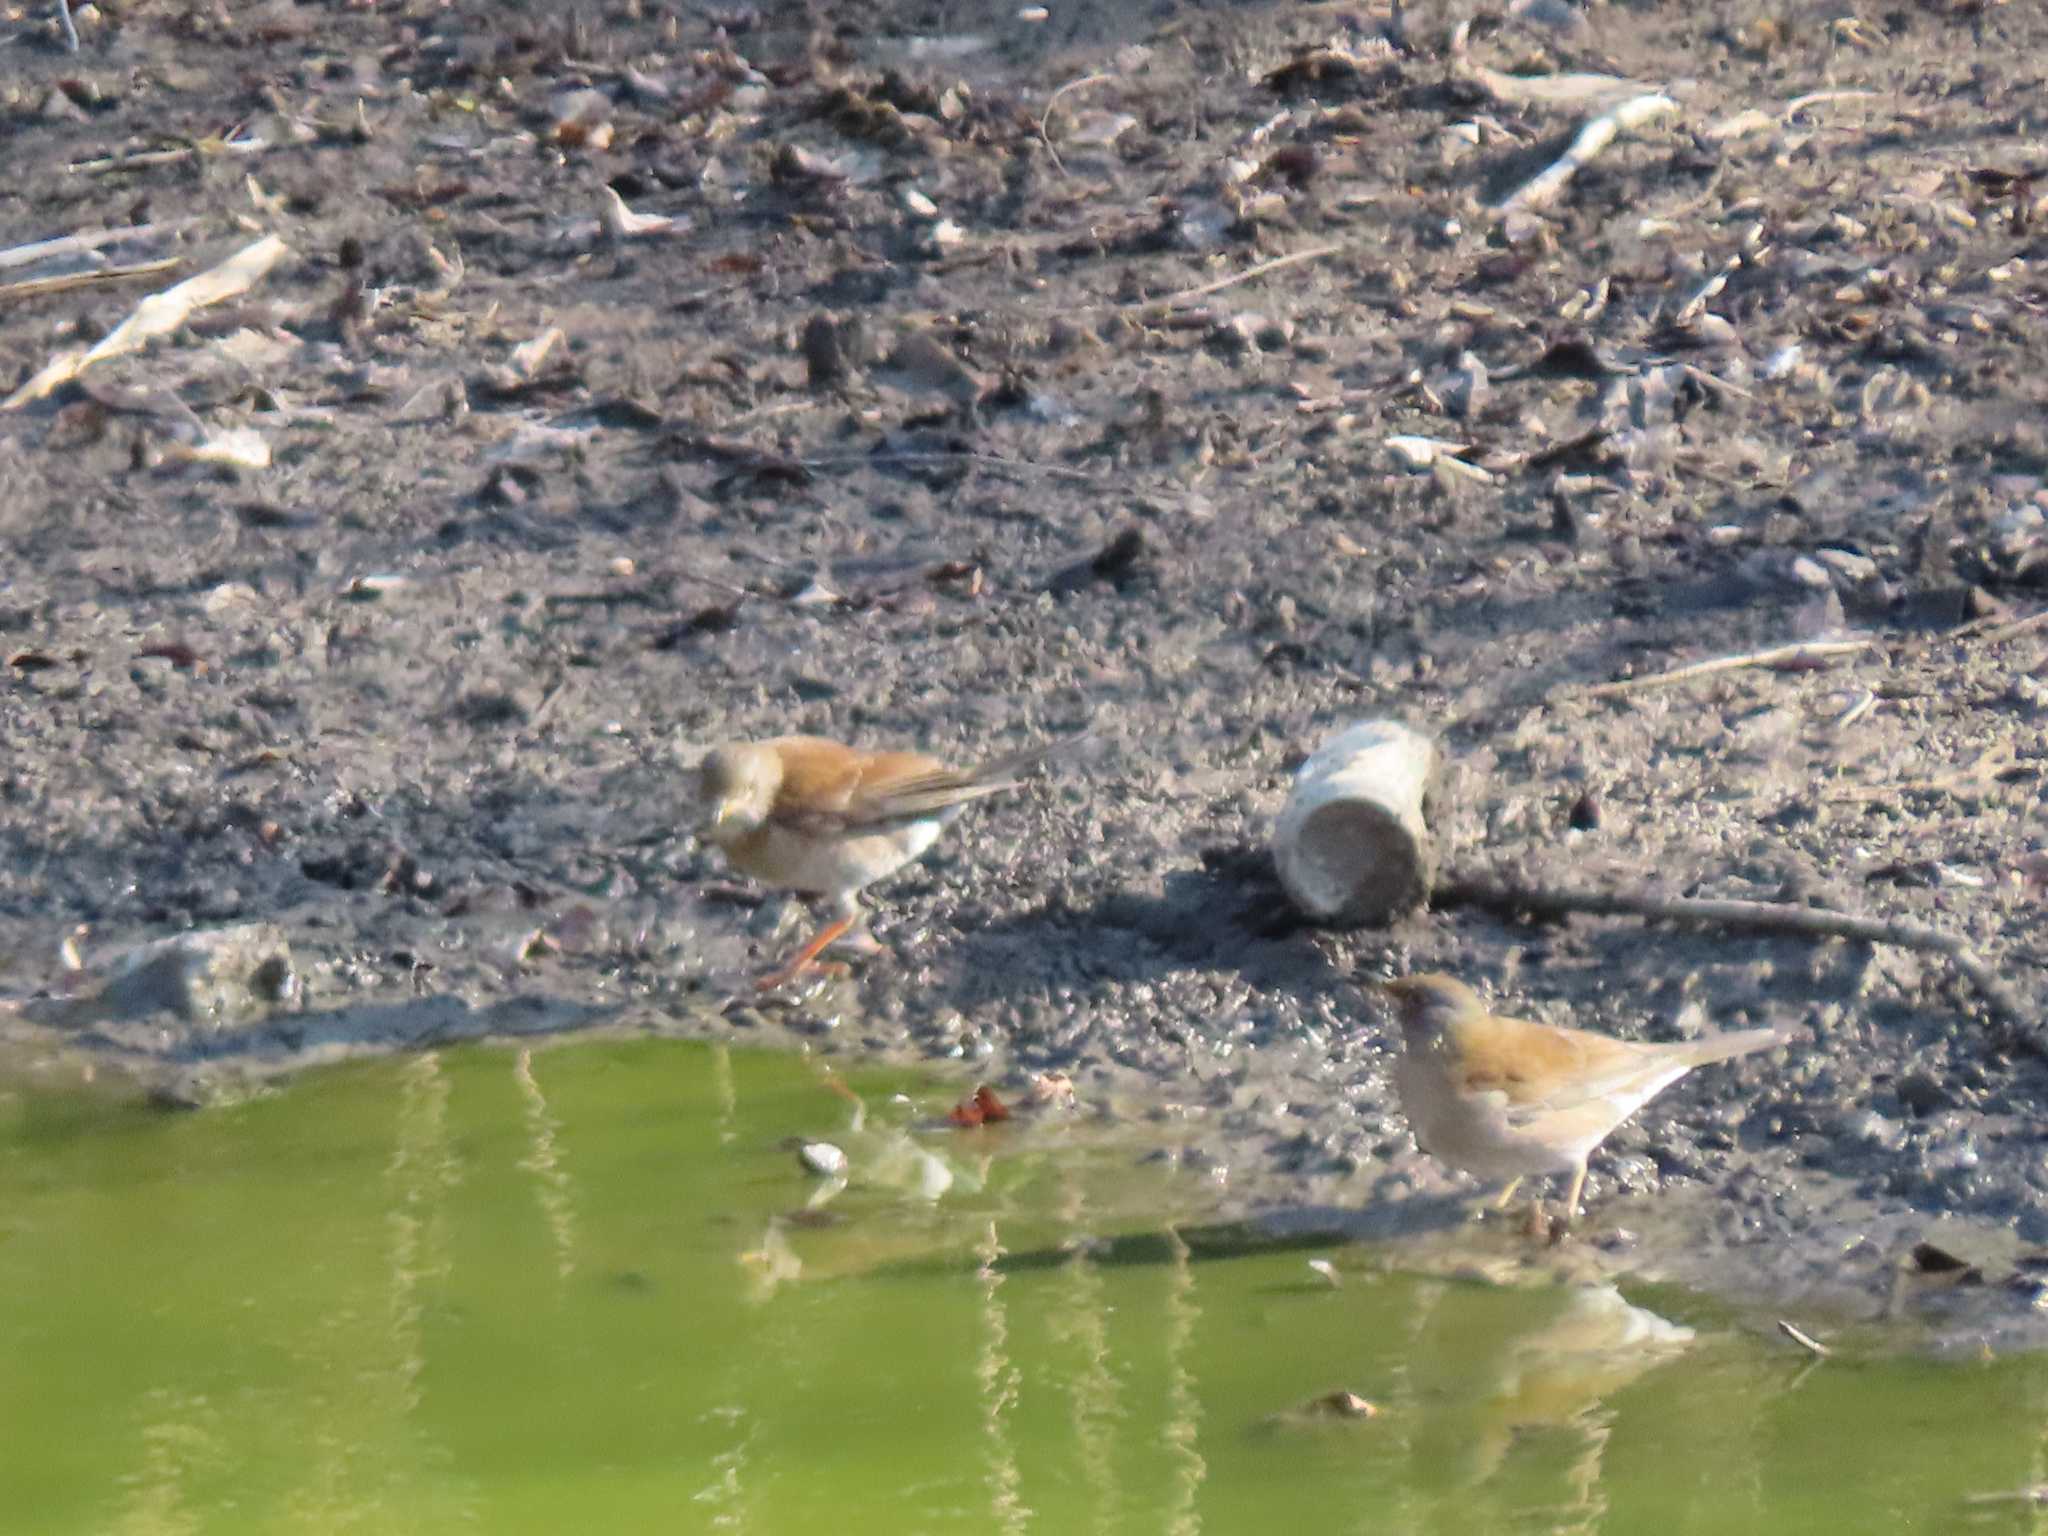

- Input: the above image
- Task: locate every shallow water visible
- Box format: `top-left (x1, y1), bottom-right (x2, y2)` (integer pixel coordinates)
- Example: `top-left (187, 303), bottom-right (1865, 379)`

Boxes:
top-left (1, 1039), bottom-right (2041, 1534)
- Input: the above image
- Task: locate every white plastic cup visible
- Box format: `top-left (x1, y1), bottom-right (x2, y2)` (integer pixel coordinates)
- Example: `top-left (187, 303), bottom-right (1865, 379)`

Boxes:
top-left (1272, 720), bottom-right (1439, 925)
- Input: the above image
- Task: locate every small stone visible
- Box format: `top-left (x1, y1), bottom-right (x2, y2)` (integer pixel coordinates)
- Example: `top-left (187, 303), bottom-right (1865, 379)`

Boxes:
top-left (1438, 122), bottom-right (1482, 164)
top-left (1787, 555), bottom-right (1833, 589)
top-left (802, 312), bottom-right (855, 391)
top-left (1815, 547), bottom-right (1879, 585)
top-left (1045, 318), bottom-right (1097, 353)
top-left (66, 924), bottom-right (298, 1035)
top-left (1894, 1071), bottom-right (1948, 1117)
top-left (550, 87), bottom-right (612, 129)
top-left (1303, 1389), bottom-right (1377, 1419)
top-left (799, 1141), bottom-right (848, 1177)
top-left (202, 582), bottom-right (261, 617)
top-left (1208, 314), bottom-right (1259, 356)
top-left (1965, 585), bottom-right (2009, 621)
top-left (1834, 1108), bottom-right (1903, 1149)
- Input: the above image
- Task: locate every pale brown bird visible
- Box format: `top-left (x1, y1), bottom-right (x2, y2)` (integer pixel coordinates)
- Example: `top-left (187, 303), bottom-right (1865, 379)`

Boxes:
top-left (873, 330), bottom-right (987, 416)
top-left (1377, 973), bottom-right (1789, 1227)
top-left (695, 733), bottom-right (1077, 988)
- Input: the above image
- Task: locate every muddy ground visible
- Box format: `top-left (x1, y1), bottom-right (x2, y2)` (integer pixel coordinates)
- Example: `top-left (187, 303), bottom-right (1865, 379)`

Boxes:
top-left (2, 0), bottom-right (2047, 1347)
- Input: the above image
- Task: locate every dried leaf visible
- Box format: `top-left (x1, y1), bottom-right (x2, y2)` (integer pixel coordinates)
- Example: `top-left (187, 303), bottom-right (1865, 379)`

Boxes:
top-left (948, 1084), bottom-right (1011, 1126)
top-left (177, 427), bottom-right (271, 470)
top-left (138, 641), bottom-right (204, 670)
top-left (510, 328), bottom-right (563, 379)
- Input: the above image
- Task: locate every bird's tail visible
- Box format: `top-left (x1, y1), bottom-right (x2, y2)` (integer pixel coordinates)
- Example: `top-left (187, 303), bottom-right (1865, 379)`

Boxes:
top-left (1682, 1025), bottom-right (1792, 1066)
top-left (966, 727), bottom-right (1096, 789)
top-left (863, 729), bottom-right (1095, 821)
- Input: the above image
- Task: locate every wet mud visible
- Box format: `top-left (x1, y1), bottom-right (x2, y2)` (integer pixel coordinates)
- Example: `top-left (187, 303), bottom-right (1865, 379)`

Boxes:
top-left (3, 0), bottom-right (2048, 1345)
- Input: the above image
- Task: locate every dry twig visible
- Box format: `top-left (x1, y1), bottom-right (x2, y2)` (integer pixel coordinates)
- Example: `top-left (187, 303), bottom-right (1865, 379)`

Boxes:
top-left (1499, 94), bottom-right (1679, 213)
top-left (1782, 89), bottom-right (1877, 119)
top-left (1581, 638), bottom-right (1876, 697)
top-left (1038, 72), bottom-right (1115, 179)
top-left (0, 257), bottom-right (183, 305)
top-left (1775, 1319), bottom-right (1830, 1358)
top-left (1949, 606), bottom-right (2048, 645)
top-left (806, 449), bottom-right (1105, 484)
top-left (1116, 243), bottom-right (1343, 315)
top-left (1435, 872), bottom-right (2032, 1047)
top-left (0, 223), bottom-right (177, 271)
top-left (69, 135), bottom-right (271, 175)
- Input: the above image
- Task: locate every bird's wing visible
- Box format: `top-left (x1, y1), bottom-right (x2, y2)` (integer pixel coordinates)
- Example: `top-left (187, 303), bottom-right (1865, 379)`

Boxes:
top-left (1446, 1010), bottom-right (1786, 1156)
top-left (1445, 1012), bottom-right (1613, 1102)
top-left (1445, 1012), bottom-right (1667, 1116)
top-left (764, 738), bottom-right (996, 833)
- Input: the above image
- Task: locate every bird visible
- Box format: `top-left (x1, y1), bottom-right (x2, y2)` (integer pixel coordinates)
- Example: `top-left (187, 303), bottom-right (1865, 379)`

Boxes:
top-left (694, 732), bottom-right (1079, 989)
top-left (1375, 973), bottom-right (1789, 1229)
top-left (872, 330), bottom-right (988, 419)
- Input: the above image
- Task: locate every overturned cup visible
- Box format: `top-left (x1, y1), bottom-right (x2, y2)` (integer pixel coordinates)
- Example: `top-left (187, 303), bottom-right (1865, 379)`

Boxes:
top-left (1272, 719), bottom-right (1439, 925)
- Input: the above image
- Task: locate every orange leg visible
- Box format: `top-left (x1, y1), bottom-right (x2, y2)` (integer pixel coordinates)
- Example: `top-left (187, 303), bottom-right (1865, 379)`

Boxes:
top-left (755, 912), bottom-right (858, 991)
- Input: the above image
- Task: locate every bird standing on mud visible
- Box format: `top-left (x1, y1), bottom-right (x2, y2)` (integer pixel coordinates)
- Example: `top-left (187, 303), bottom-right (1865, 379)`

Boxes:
top-left (694, 733), bottom-right (1079, 989)
top-left (1376, 973), bottom-right (1789, 1230)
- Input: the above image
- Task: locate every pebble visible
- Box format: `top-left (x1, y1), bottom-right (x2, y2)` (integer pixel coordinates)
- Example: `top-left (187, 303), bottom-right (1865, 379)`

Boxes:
top-left (799, 1141), bottom-right (848, 1178)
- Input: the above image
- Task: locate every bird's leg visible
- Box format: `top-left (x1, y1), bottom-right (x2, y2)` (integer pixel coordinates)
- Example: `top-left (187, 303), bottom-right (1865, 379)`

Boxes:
top-left (755, 912), bottom-right (858, 991)
top-left (1461, 1177), bottom-right (1524, 1222)
top-left (828, 911), bottom-right (885, 957)
top-left (1551, 1162), bottom-right (1589, 1240)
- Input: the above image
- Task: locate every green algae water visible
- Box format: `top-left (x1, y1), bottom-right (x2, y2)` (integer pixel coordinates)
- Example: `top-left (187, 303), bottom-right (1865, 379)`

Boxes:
top-left (1, 1039), bottom-right (2041, 1534)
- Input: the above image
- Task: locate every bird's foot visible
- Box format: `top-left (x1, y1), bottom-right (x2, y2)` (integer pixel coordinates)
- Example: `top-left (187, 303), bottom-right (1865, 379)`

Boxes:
top-left (1529, 1201), bottom-right (1570, 1244)
top-left (755, 912), bottom-right (863, 992)
top-left (1462, 1178), bottom-right (1524, 1224)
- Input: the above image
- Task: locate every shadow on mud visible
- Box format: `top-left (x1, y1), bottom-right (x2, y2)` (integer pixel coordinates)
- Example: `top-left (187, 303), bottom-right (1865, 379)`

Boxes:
top-left (930, 845), bottom-right (1355, 1015)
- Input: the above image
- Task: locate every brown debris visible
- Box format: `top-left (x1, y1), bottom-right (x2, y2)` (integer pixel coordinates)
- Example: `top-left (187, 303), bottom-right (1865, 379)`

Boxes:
top-left (948, 1084), bottom-right (1011, 1127)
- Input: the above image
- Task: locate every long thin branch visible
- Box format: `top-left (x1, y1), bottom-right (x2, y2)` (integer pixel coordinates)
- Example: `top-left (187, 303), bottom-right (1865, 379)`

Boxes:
top-left (1038, 71), bottom-right (1115, 179)
top-left (0, 221), bottom-right (174, 271)
top-left (1435, 872), bottom-right (2033, 1047)
top-left (1782, 89), bottom-right (1876, 119)
top-left (1117, 243), bottom-right (1343, 315)
top-left (1950, 607), bottom-right (2048, 646)
top-left (68, 136), bottom-right (271, 175)
top-left (801, 449), bottom-right (1106, 484)
top-left (1581, 638), bottom-right (1876, 698)
top-left (0, 257), bottom-right (182, 305)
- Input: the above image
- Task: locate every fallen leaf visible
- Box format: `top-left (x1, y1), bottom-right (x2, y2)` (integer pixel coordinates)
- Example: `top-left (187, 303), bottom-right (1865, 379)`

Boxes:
top-left (137, 642), bottom-right (204, 671)
top-left (949, 1083), bottom-right (1011, 1126)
